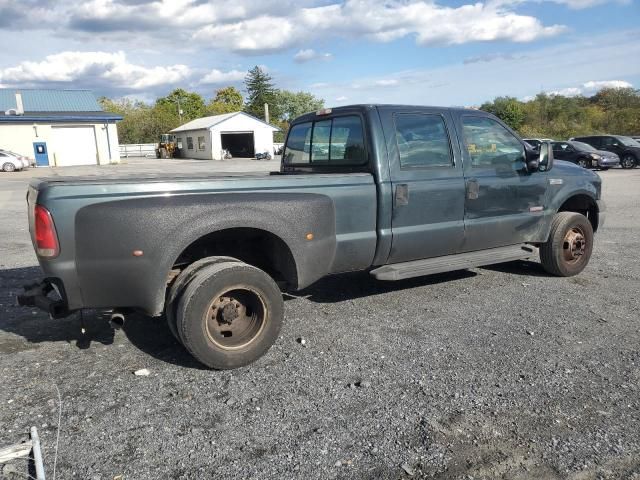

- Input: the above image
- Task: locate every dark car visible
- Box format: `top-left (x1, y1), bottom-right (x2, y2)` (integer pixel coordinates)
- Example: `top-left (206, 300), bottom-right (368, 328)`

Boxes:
top-left (572, 135), bottom-right (640, 169)
top-left (552, 141), bottom-right (620, 170)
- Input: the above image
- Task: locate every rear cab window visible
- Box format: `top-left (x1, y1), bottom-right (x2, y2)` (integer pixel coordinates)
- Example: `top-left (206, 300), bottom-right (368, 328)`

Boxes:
top-left (283, 115), bottom-right (367, 171)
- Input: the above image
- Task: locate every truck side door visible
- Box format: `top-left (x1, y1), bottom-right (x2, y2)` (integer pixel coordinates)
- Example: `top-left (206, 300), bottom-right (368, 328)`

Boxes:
top-left (378, 107), bottom-right (466, 263)
top-left (455, 113), bottom-right (548, 251)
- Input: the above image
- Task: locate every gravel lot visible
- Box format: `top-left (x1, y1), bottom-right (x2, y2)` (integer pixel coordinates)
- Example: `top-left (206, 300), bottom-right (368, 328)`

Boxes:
top-left (1, 159), bottom-right (638, 480)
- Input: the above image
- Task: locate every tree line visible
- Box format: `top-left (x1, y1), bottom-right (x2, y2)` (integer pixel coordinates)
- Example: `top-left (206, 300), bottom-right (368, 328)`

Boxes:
top-left (480, 87), bottom-right (640, 139)
top-left (98, 66), bottom-right (324, 144)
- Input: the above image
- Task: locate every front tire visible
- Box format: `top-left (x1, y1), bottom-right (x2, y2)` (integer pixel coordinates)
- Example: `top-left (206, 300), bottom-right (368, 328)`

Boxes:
top-left (176, 261), bottom-right (284, 369)
top-left (577, 158), bottom-right (589, 169)
top-left (2, 162), bottom-right (16, 172)
top-left (540, 212), bottom-right (593, 277)
top-left (621, 154), bottom-right (636, 169)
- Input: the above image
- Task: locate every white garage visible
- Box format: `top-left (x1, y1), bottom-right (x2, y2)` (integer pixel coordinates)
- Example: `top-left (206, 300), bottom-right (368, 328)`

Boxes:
top-left (171, 111), bottom-right (279, 160)
top-left (0, 88), bottom-right (121, 167)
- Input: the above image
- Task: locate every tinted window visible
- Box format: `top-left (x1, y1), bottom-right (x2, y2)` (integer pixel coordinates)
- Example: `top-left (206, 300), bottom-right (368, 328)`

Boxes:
top-left (284, 116), bottom-right (366, 165)
top-left (187, 137), bottom-right (194, 150)
top-left (311, 120), bottom-right (331, 162)
top-left (283, 122), bottom-right (312, 164)
top-left (462, 116), bottom-right (525, 168)
top-left (553, 142), bottom-right (571, 153)
top-left (394, 114), bottom-right (452, 168)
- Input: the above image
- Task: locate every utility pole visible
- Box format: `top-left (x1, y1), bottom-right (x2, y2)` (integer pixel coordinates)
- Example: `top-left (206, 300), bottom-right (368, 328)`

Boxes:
top-left (264, 103), bottom-right (270, 124)
top-left (177, 98), bottom-right (183, 123)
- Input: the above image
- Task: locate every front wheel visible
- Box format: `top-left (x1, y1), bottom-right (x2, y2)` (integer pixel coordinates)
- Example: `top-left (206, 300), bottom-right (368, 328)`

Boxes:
top-left (621, 154), bottom-right (636, 169)
top-left (176, 261), bottom-right (284, 369)
top-left (2, 162), bottom-right (16, 172)
top-left (577, 158), bottom-right (589, 169)
top-left (540, 212), bottom-right (593, 277)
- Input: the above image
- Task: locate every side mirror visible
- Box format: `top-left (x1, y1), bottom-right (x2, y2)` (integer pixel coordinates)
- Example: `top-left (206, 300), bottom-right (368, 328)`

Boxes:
top-left (538, 142), bottom-right (554, 172)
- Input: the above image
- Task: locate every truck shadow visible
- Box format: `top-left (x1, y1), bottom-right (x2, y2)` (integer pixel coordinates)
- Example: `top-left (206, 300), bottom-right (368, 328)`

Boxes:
top-left (0, 266), bottom-right (205, 369)
top-left (295, 268), bottom-right (477, 303)
top-left (1, 261), bottom-right (548, 369)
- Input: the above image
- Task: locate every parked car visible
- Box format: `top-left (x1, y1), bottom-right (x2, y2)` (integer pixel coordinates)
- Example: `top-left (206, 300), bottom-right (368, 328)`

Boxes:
top-left (19, 105), bottom-right (604, 370)
top-left (571, 135), bottom-right (640, 169)
top-left (0, 150), bottom-right (30, 172)
top-left (551, 141), bottom-right (620, 170)
top-left (523, 138), bottom-right (554, 150)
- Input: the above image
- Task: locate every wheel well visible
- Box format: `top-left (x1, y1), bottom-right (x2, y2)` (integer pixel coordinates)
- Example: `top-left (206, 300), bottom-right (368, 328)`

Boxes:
top-left (558, 194), bottom-right (599, 232)
top-left (173, 228), bottom-right (298, 288)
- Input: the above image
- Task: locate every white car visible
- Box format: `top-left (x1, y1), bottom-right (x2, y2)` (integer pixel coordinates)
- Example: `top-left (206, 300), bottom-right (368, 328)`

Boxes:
top-left (0, 150), bottom-right (32, 172)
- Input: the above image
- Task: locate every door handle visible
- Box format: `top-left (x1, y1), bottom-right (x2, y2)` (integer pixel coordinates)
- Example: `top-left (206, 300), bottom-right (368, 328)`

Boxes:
top-left (466, 179), bottom-right (479, 200)
top-left (395, 184), bottom-right (409, 206)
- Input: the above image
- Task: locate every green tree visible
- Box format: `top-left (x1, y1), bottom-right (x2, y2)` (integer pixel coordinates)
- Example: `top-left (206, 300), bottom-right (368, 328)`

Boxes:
top-left (244, 66), bottom-right (278, 120)
top-left (274, 90), bottom-right (324, 121)
top-left (206, 86), bottom-right (243, 115)
top-left (480, 96), bottom-right (525, 131)
top-left (156, 88), bottom-right (205, 122)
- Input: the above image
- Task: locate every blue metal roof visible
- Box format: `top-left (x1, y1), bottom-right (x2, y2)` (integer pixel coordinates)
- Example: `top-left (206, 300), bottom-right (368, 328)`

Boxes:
top-left (0, 114), bottom-right (122, 123)
top-left (0, 89), bottom-right (103, 113)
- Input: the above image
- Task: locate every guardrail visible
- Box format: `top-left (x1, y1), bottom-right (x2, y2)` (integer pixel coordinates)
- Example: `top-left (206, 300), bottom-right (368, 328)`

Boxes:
top-left (119, 143), bottom-right (156, 158)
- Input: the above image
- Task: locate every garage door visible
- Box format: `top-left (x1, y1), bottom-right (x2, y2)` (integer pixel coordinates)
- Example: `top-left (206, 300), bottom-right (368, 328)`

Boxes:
top-left (52, 126), bottom-right (98, 166)
top-left (221, 132), bottom-right (255, 158)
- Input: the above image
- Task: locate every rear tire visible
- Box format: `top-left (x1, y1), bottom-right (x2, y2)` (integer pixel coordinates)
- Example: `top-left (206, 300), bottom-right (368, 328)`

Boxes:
top-left (621, 154), bottom-right (636, 169)
top-left (540, 212), bottom-right (593, 277)
top-left (165, 256), bottom-right (239, 342)
top-left (176, 261), bottom-right (284, 369)
top-left (2, 162), bottom-right (16, 172)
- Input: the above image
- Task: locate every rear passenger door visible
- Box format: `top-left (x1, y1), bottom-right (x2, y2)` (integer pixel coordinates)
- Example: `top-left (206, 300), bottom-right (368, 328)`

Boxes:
top-left (378, 107), bottom-right (466, 263)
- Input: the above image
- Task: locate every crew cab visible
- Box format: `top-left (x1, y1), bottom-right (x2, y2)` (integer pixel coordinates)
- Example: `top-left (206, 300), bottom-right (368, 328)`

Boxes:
top-left (19, 105), bottom-right (604, 369)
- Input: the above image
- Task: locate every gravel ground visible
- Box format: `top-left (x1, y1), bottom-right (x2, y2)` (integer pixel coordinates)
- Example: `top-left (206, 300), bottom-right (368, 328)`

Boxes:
top-left (0, 161), bottom-right (638, 480)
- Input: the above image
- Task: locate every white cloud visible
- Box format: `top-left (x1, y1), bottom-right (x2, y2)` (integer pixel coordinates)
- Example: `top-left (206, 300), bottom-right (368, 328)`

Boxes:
top-left (374, 79), bottom-right (399, 86)
top-left (549, 79), bottom-right (633, 96)
top-left (199, 68), bottom-right (246, 84)
top-left (191, 0), bottom-right (565, 54)
top-left (0, 50), bottom-right (191, 90)
top-left (293, 49), bottom-right (333, 63)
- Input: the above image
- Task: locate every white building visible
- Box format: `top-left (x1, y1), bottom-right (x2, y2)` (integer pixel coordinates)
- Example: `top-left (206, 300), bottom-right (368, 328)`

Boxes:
top-left (0, 89), bottom-right (121, 167)
top-left (171, 112), bottom-right (279, 160)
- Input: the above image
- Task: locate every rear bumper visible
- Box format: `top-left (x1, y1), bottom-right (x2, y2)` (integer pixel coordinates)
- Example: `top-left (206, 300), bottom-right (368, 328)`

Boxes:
top-left (17, 279), bottom-right (72, 318)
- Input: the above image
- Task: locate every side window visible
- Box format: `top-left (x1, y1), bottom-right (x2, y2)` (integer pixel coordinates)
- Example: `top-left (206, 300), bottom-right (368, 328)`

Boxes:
top-left (394, 114), bottom-right (453, 168)
top-left (462, 116), bottom-right (525, 168)
top-left (284, 122), bottom-right (312, 164)
top-left (197, 136), bottom-right (206, 150)
top-left (284, 116), bottom-right (366, 165)
top-left (187, 137), bottom-right (194, 150)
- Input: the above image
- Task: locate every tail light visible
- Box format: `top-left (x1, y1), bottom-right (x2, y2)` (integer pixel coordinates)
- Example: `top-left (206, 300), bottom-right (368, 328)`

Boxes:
top-left (34, 205), bottom-right (59, 258)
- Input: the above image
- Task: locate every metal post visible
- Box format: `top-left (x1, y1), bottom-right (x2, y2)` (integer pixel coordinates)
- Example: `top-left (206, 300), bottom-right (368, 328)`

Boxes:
top-left (30, 426), bottom-right (46, 480)
top-left (264, 103), bottom-right (270, 124)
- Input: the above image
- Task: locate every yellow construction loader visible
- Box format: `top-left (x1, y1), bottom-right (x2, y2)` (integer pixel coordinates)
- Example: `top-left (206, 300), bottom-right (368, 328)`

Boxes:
top-left (155, 134), bottom-right (177, 159)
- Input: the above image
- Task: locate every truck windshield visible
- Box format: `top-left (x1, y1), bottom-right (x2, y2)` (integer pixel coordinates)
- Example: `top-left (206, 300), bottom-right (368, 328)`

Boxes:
top-left (283, 115), bottom-right (366, 166)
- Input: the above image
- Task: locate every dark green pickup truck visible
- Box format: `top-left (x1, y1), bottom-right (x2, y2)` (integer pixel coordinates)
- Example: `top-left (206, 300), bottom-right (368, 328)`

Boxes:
top-left (19, 105), bottom-right (604, 369)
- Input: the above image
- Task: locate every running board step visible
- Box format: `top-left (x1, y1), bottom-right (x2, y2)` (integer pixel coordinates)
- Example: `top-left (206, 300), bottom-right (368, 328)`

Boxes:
top-left (371, 244), bottom-right (537, 281)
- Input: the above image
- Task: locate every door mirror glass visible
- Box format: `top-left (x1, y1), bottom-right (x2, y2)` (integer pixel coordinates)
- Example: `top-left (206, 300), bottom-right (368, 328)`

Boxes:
top-left (538, 142), bottom-right (554, 172)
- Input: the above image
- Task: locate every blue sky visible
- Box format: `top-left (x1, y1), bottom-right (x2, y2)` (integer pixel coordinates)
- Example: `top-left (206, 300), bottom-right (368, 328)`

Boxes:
top-left (0, 0), bottom-right (638, 106)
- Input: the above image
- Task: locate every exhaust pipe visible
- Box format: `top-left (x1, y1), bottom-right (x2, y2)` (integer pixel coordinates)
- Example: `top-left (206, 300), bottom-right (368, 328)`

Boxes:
top-left (109, 311), bottom-right (126, 329)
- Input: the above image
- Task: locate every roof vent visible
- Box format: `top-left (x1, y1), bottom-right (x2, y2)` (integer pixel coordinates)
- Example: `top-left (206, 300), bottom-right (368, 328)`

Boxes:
top-left (4, 108), bottom-right (18, 116)
top-left (15, 92), bottom-right (24, 115)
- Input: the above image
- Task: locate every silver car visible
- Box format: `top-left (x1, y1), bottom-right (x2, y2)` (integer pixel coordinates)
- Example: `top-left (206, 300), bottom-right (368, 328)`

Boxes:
top-left (0, 150), bottom-right (32, 172)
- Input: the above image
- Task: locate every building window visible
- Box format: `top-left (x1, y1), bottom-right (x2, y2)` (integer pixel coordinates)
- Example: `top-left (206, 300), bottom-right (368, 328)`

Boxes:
top-left (198, 136), bottom-right (206, 150)
top-left (176, 137), bottom-right (183, 149)
top-left (187, 137), bottom-right (193, 150)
